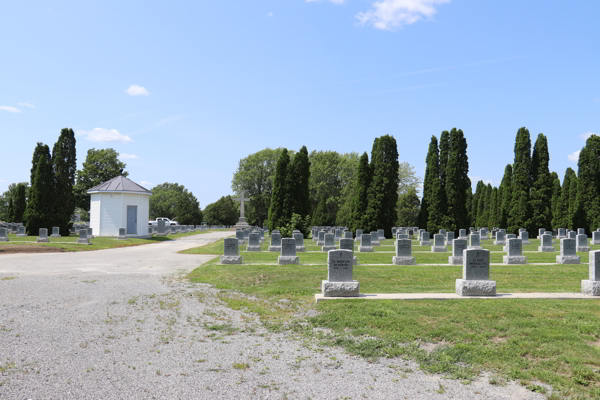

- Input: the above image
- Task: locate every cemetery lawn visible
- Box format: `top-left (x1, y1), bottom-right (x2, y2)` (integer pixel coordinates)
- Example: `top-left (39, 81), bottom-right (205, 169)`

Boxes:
top-left (0, 231), bottom-right (208, 252)
top-left (187, 238), bottom-right (600, 399)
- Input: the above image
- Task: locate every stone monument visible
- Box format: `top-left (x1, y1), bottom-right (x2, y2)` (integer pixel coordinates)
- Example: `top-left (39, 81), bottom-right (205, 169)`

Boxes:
top-left (449, 238), bottom-right (467, 265)
top-left (456, 249), bottom-right (496, 296)
top-left (538, 233), bottom-right (555, 252)
top-left (556, 238), bottom-right (580, 264)
top-left (321, 250), bottom-right (359, 297)
top-left (581, 250), bottom-right (600, 296)
top-left (278, 238), bottom-right (299, 265)
top-left (393, 239), bottom-right (416, 265)
top-left (221, 238), bottom-right (242, 264)
top-left (37, 228), bottom-right (49, 243)
top-left (503, 238), bottom-right (527, 264)
top-left (268, 233), bottom-right (282, 252)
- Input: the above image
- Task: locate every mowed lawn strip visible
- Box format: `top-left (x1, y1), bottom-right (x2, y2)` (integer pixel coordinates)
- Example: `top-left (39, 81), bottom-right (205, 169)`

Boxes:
top-left (187, 236), bottom-right (600, 399)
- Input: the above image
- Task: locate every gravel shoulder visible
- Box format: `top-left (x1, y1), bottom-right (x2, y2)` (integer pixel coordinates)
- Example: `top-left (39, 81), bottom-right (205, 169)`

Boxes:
top-left (0, 232), bottom-right (547, 399)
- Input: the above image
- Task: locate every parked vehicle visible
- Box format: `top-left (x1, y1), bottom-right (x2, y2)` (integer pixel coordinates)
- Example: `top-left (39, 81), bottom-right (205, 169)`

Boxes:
top-left (148, 218), bottom-right (179, 226)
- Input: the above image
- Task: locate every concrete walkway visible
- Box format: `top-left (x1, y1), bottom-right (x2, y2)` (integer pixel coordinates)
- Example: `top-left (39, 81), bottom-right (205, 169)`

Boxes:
top-left (315, 292), bottom-right (598, 302)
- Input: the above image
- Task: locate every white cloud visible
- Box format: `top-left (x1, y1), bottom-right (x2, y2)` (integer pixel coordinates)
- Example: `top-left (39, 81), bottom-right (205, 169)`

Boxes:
top-left (568, 151), bottom-right (580, 163)
top-left (140, 181), bottom-right (154, 188)
top-left (17, 102), bottom-right (35, 108)
top-left (357, 0), bottom-right (450, 31)
top-left (125, 85), bottom-right (150, 96)
top-left (268, 12), bottom-right (274, 17)
top-left (469, 176), bottom-right (497, 186)
top-left (76, 128), bottom-right (133, 143)
top-left (0, 106), bottom-right (20, 113)
top-left (580, 132), bottom-right (597, 141)
top-left (119, 153), bottom-right (139, 160)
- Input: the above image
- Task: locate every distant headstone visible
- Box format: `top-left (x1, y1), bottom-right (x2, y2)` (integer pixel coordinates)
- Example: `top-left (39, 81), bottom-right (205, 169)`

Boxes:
top-left (36, 228), bottom-right (49, 243)
top-left (87, 227), bottom-right (93, 239)
top-left (268, 233), bottom-right (282, 252)
top-left (359, 233), bottom-right (372, 252)
top-left (51, 227), bottom-right (61, 238)
top-left (538, 233), bottom-right (555, 252)
top-left (344, 231), bottom-right (353, 239)
top-left (593, 231), bottom-right (600, 245)
top-left (556, 238), bottom-right (580, 264)
top-left (221, 238), bottom-right (242, 264)
top-left (396, 233), bottom-right (408, 240)
top-left (321, 250), bottom-right (359, 297)
top-left (449, 238), bottom-right (467, 265)
top-left (236, 230), bottom-right (245, 244)
top-left (557, 228), bottom-right (566, 239)
top-left (445, 232), bottom-right (455, 246)
top-left (0, 228), bottom-right (7, 242)
top-left (339, 238), bottom-right (357, 265)
top-left (16, 226), bottom-right (27, 237)
top-left (431, 234), bottom-right (447, 252)
top-left (393, 239), bottom-right (415, 265)
top-left (77, 229), bottom-right (90, 245)
top-left (420, 231), bottom-right (431, 246)
top-left (468, 233), bottom-right (481, 249)
top-left (479, 228), bottom-right (488, 240)
top-left (456, 249), bottom-right (496, 296)
top-left (581, 250), bottom-right (600, 296)
top-left (322, 233), bottom-right (336, 252)
top-left (370, 232), bottom-right (380, 246)
top-left (278, 238), bottom-right (299, 265)
top-left (439, 229), bottom-right (447, 236)
top-left (568, 231), bottom-right (576, 240)
top-left (538, 228), bottom-right (546, 238)
top-left (157, 220), bottom-right (166, 236)
top-left (317, 231), bottom-right (325, 246)
top-left (519, 231), bottom-right (530, 245)
top-left (355, 229), bottom-right (363, 240)
top-left (293, 233), bottom-right (305, 252)
top-left (494, 231), bottom-right (505, 245)
top-left (459, 229), bottom-right (467, 239)
top-left (247, 233), bottom-right (261, 251)
top-left (170, 225), bottom-right (177, 234)
top-left (377, 229), bottom-right (385, 240)
top-left (503, 238), bottom-right (527, 264)
top-left (578, 228), bottom-right (585, 235)
top-left (334, 229), bottom-right (342, 242)
top-left (118, 228), bottom-right (128, 240)
top-left (576, 234), bottom-right (590, 252)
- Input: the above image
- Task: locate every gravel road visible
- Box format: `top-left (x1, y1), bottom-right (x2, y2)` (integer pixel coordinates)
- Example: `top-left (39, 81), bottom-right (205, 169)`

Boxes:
top-left (0, 231), bottom-right (547, 399)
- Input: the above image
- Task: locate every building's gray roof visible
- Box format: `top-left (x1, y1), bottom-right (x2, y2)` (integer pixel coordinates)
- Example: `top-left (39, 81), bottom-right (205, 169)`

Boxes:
top-left (87, 176), bottom-right (152, 195)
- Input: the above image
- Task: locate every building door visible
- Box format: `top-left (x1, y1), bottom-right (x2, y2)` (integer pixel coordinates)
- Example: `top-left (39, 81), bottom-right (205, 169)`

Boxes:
top-left (127, 206), bottom-right (137, 235)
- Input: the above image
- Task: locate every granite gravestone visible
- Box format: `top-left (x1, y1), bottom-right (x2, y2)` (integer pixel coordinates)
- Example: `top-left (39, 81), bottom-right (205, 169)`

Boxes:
top-left (538, 233), bottom-right (555, 252)
top-left (157, 220), bottom-right (166, 236)
top-left (578, 228), bottom-right (585, 235)
top-left (519, 231), bottom-right (530, 245)
top-left (170, 225), bottom-right (177, 234)
top-left (0, 228), bottom-right (7, 242)
top-left (494, 231), bottom-right (506, 246)
top-left (278, 238), bottom-right (299, 265)
top-left (334, 229), bottom-right (342, 242)
top-left (317, 231), bottom-right (325, 246)
top-left (293, 233), bottom-right (305, 252)
top-left (432, 234), bottom-right (447, 252)
top-left (87, 228), bottom-right (93, 239)
top-left (556, 238), bottom-right (580, 264)
top-left (538, 228), bottom-right (546, 238)
top-left (456, 249), bottom-right (496, 296)
top-left (359, 233), bottom-right (372, 252)
top-left (321, 250), bottom-right (359, 297)
top-left (581, 250), bottom-right (600, 296)
top-left (445, 232), bottom-right (455, 246)
top-left (503, 238), bottom-right (527, 264)
top-left (355, 229), bottom-right (363, 241)
top-left (220, 238), bottom-right (242, 264)
top-left (449, 239), bottom-right (467, 265)
top-left (557, 228), bottom-right (566, 239)
top-left (322, 233), bottom-right (336, 252)
top-left (247, 233), bottom-right (261, 251)
top-left (468, 233), bottom-right (482, 249)
top-left (268, 233), bottom-right (282, 252)
top-left (118, 228), bottom-right (128, 240)
top-left (576, 234), bottom-right (590, 252)
top-left (420, 232), bottom-right (431, 246)
top-left (344, 231), bottom-right (353, 239)
top-left (594, 231), bottom-right (600, 245)
top-left (51, 227), bottom-right (61, 238)
top-left (393, 239), bottom-right (415, 265)
top-left (236, 230), bottom-right (245, 244)
top-left (377, 229), bottom-right (385, 240)
top-left (37, 228), bottom-right (49, 243)
top-left (77, 229), bottom-right (90, 244)
top-left (459, 229), bottom-right (467, 239)
top-left (339, 238), bottom-right (357, 265)
top-left (568, 231), bottom-right (576, 240)
top-left (370, 232), bottom-right (380, 246)
top-left (16, 226), bottom-right (27, 237)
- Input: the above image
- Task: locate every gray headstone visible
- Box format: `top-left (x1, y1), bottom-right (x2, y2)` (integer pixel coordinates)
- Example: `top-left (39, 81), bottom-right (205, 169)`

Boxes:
top-left (157, 220), bottom-right (166, 235)
top-left (17, 226), bottom-right (26, 236)
top-left (396, 239), bottom-right (412, 257)
top-left (248, 233), bottom-right (260, 246)
top-left (519, 231), bottom-right (529, 243)
top-left (568, 231), bottom-right (576, 239)
top-left (539, 233), bottom-right (554, 252)
top-left (538, 228), bottom-right (546, 238)
top-left (344, 231), bottom-right (353, 239)
top-left (236, 230), bottom-right (245, 241)
top-left (469, 233), bottom-right (481, 248)
top-left (593, 231), bottom-right (600, 244)
top-left (361, 234), bottom-right (371, 246)
top-left (577, 234), bottom-right (589, 252)
top-left (377, 229), bottom-right (385, 239)
top-left (561, 238), bottom-right (576, 256)
top-left (356, 229), bottom-right (363, 238)
top-left (558, 228), bottom-right (566, 238)
top-left (327, 250), bottom-right (354, 282)
top-left (459, 229), bottom-right (467, 238)
top-left (281, 238), bottom-right (297, 256)
top-left (293, 233), bottom-right (304, 246)
top-left (446, 232), bottom-right (455, 244)
top-left (118, 228), bottom-right (128, 239)
top-left (318, 231), bottom-right (325, 243)
top-left (223, 238), bottom-right (239, 256)
top-left (578, 228), bottom-right (585, 235)
top-left (452, 239), bottom-right (467, 257)
top-left (271, 233), bottom-right (282, 246)
top-left (463, 249), bottom-right (490, 280)
top-left (324, 233), bottom-right (335, 247)
top-left (434, 234), bottom-right (444, 246)
top-left (339, 238), bottom-right (354, 251)
top-left (507, 238), bottom-right (522, 256)
top-left (582, 250), bottom-right (600, 295)
top-left (51, 227), bottom-right (60, 237)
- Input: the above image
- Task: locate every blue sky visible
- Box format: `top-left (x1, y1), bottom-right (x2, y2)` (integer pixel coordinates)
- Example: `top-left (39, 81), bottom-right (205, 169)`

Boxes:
top-left (1, 0), bottom-right (598, 207)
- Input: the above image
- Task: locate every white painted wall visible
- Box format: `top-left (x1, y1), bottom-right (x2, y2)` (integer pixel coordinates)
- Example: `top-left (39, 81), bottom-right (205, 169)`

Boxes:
top-left (88, 192), bottom-right (150, 237)
top-left (89, 195), bottom-right (101, 235)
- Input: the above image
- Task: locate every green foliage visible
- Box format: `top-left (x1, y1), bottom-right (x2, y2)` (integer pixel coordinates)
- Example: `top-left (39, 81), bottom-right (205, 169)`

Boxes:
top-left (364, 135), bottom-right (399, 236)
top-left (13, 183), bottom-right (27, 223)
top-left (529, 134), bottom-right (553, 231)
top-left (471, 180), bottom-right (485, 228)
top-left (569, 174), bottom-right (580, 230)
top-left (397, 187), bottom-right (420, 227)
top-left (6, 198), bottom-right (14, 222)
top-left (508, 127), bottom-right (532, 234)
top-left (397, 161), bottom-right (422, 195)
top-left (278, 213), bottom-right (311, 238)
top-left (24, 151), bottom-right (55, 234)
top-left (52, 128), bottom-right (77, 234)
top-left (203, 195), bottom-right (238, 226)
top-left (418, 136), bottom-right (436, 229)
top-left (556, 168), bottom-right (576, 229)
top-left (499, 164), bottom-right (512, 229)
top-left (149, 183), bottom-right (203, 225)
top-left (550, 172), bottom-right (561, 229)
top-left (74, 148), bottom-right (127, 210)
top-left (0, 183), bottom-right (30, 222)
top-left (577, 135), bottom-right (600, 231)
top-left (311, 195), bottom-right (333, 226)
top-left (488, 187), bottom-right (498, 229)
top-left (444, 128), bottom-right (470, 232)
top-left (438, 130), bottom-right (450, 192)
top-left (231, 147), bottom-right (283, 227)
top-left (268, 149), bottom-right (290, 231)
top-left (350, 152), bottom-right (371, 231)
top-left (286, 146), bottom-right (311, 218)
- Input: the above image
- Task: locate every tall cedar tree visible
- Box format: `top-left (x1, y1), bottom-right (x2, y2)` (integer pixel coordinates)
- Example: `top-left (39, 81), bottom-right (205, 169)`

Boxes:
top-left (444, 128), bottom-right (469, 233)
top-left (488, 187), bottom-right (498, 229)
top-left (312, 196), bottom-right (333, 226)
top-left (499, 165), bottom-right (512, 229)
top-left (350, 152), bottom-right (371, 231)
top-left (476, 184), bottom-right (492, 228)
top-left (52, 128), bottom-right (77, 234)
top-left (424, 138), bottom-right (446, 233)
top-left (556, 168), bottom-right (575, 229)
top-left (438, 131), bottom-right (450, 193)
top-left (396, 187), bottom-right (420, 227)
top-left (24, 151), bottom-right (55, 234)
top-left (529, 133), bottom-right (553, 231)
top-left (30, 143), bottom-right (50, 184)
top-left (550, 172), bottom-right (561, 229)
top-left (268, 148), bottom-right (290, 231)
top-left (471, 180), bottom-right (484, 227)
top-left (7, 198), bottom-right (14, 222)
top-left (286, 146), bottom-right (311, 218)
top-left (568, 174), bottom-right (580, 230)
top-left (508, 128), bottom-right (532, 234)
top-left (13, 183), bottom-right (27, 223)
top-left (465, 178), bottom-right (473, 226)
top-left (577, 135), bottom-right (600, 231)
top-left (364, 135), bottom-right (399, 237)
top-left (418, 136), bottom-right (437, 229)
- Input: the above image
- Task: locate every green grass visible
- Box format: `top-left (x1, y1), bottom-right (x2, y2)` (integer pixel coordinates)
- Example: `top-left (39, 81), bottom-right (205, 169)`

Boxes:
top-left (186, 236), bottom-right (600, 399)
top-left (0, 230), bottom-right (215, 252)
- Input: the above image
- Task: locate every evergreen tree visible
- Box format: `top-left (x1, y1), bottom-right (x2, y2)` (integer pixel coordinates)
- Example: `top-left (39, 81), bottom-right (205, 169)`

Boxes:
top-left (289, 146), bottom-right (311, 218)
top-left (364, 135), bottom-right (399, 236)
top-left (30, 142), bottom-right (51, 184)
top-left (529, 133), bottom-right (553, 231)
top-left (311, 196), bottom-right (332, 226)
top-left (396, 187), bottom-right (420, 227)
top-left (557, 168), bottom-right (575, 229)
top-left (499, 164), bottom-right (512, 229)
top-left (439, 130), bottom-right (450, 192)
top-left (418, 137), bottom-right (438, 229)
top-left (569, 174), bottom-right (581, 230)
top-left (476, 184), bottom-right (492, 228)
top-left (577, 135), bottom-right (600, 231)
top-left (472, 180), bottom-right (485, 227)
top-left (444, 128), bottom-right (469, 232)
top-left (423, 139), bottom-right (445, 233)
top-left (550, 172), bottom-right (561, 230)
top-left (7, 198), bottom-right (14, 222)
top-left (268, 148), bottom-right (290, 231)
top-left (508, 127), bottom-right (532, 234)
top-left (465, 178), bottom-right (473, 227)
top-left (488, 187), bottom-right (498, 229)
top-left (350, 152), bottom-right (371, 231)
top-left (13, 183), bottom-right (27, 223)
top-left (24, 154), bottom-right (55, 234)
top-left (52, 128), bottom-right (77, 234)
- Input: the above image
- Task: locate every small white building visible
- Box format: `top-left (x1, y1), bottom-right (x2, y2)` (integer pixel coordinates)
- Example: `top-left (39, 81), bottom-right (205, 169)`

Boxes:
top-left (88, 176), bottom-right (152, 237)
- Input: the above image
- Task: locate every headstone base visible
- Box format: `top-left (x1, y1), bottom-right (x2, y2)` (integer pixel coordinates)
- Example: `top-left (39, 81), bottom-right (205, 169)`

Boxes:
top-left (455, 279), bottom-right (497, 296)
top-left (468, 246), bottom-right (482, 250)
top-left (317, 241), bottom-right (324, 246)
top-left (493, 240), bottom-right (505, 246)
top-left (556, 255), bottom-right (580, 264)
top-left (538, 246), bottom-right (555, 252)
top-left (419, 241), bottom-right (431, 246)
top-left (503, 256), bottom-right (527, 264)
top-left (0, 237), bottom-right (7, 242)
top-left (157, 233), bottom-right (167, 237)
top-left (238, 240), bottom-right (246, 245)
top-left (16, 234), bottom-right (27, 238)
top-left (118, 236), bottom-right (128, 240)
top-left (577, 246), bottom-right (590, 252)
top-left (593, 240), bottom-right (600, 245)
top-left (358, 246), bottom-right (372, 252)
top-left (431, 246), bottom-right (447, 253)
top-left (448, 256), bottom-right (463, 265)
top-left (220, 255), bottom-right (243, 264)
top-left (278, 256), bottom-right (299, 265)
top-left (581, 280), bottom-right (600, 296)
top-left (51, 234), bottom-right (61, 238)
top-left (521, 240), bottom-right (530, 245)
top-left (296, 246), bottom-right (305, 252)
top-left (392, 256), bottom-right (416, 265)
top-left (76, 239), bottom-right (90, 245)
top-left (268, 246), bottom-right (281, 252)
top-left (246, 245), bottom-right (261, 252)
top-left (36, 238), bottom-right (49, 243)
top-left (371, 241), bottom-right (380, 246)
top-left (322, 245), bottom-right (336, 252)
top-left (321, 280), bottom-right (360, 297)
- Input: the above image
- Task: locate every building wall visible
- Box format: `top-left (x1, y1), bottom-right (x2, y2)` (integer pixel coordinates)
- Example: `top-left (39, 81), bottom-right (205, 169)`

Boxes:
top-left (89, 192), bottom-right (150, 237)
top-left (120, 193), bottom-right (149, 237)
top-left (89, 194), bottom-right (101, 235)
